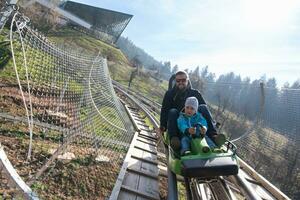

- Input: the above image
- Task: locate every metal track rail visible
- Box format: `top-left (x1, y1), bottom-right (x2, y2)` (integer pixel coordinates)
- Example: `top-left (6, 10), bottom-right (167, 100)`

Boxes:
top-left (0, 144), bottom-right (38, 200)
top-left (112, 81), bottom-right (161, 114)
top-left (194, 159), bottom-right (291, 200)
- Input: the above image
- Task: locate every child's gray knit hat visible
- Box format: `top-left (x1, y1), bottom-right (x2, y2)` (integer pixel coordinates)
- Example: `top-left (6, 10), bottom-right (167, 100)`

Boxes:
top-left (185, 97), bottom-right (198, 111)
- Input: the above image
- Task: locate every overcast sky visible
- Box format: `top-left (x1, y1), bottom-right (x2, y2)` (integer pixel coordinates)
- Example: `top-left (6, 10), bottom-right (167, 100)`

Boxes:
top-left (72, 0), bottom-right (300, 86)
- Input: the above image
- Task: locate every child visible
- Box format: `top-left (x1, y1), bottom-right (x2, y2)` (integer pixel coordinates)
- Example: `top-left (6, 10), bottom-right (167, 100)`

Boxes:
top-left (177, 97), bottom-right (216, 155)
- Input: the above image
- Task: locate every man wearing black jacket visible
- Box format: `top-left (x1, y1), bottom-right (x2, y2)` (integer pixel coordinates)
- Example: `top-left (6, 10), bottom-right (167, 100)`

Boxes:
top-left (159, 71), bottom-right (218, 150)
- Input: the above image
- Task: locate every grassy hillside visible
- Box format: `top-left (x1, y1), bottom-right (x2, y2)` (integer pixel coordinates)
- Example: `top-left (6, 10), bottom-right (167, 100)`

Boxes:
top-left (48, 29), bottom-right (128, 64)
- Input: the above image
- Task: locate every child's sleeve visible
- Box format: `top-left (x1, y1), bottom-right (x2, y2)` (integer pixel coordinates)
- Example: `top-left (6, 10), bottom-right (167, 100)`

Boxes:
top-left (198, 113), bottom-right (208, 128)
top-left (177, 115), bottom-right (190, 136)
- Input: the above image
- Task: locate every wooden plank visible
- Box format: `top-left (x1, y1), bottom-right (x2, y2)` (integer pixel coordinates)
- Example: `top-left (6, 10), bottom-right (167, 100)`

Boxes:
top-left (134, 118), bottom-right (145, 123)
top-left (131, 115), bottom-right (143, 120)
top-left (138, 134), bottom-right (157, 142)
top-left (121, 185), bottom-right (159, 200)
top-left (134, 145), bottom-right (157, 155)
top-left (137, 138), bottom-right (156, 146)
top-left (127, 168), bottom-right (158, 180)
top-left (139, 132), bottom-right (157, 140)
top-left (140, 161), bottom-right (159, 177)
top-left (118, 150), bottom-right (142, 199)
top-left (139, 130), bottom-right (157, 138)
top-left (137, 123), bottom-right (149, 128)
top-left (132, 147), bottom-right (158, 160)
top-left (137, 126), bottom-right (150, 131)
top-left (136, 196), bottom-right (149, 200)
top-left (238, 158), bottom-right (291, 200)
top-left (129, 110), bottom-right (140, 115)
top-left (136, 175), bottom-right (160, 200)
top-left (138, 134), bottom-right (158, 192)
top-left (136, 140), bottom-right (157, 152)
top-left (110, 103), bottom-right (160, 200)
top-left (122, 170), bottom-right (140, 189)
top-left (131, 155), bottom-right (158, 165)
top-left (123, 105), bottom-right (140, 132)
top-left (120, 150), bottom-right (159, 200)
top-left (140, 127), bottom-right (150, 132)
top-left (109, 131), bottom-right (140, 200)
top-left (158, 165), bottom-right (168, 178)
top-left (127, 106), bottom-right (138, 111)
top-left (117, 191), bottom-right (136, 200)
top-left (127, 159), bottom-right (159, 178)
top-left (131, 113), bottom-right (140, 117)
top-left (133, 119), bottom-right (145, 124)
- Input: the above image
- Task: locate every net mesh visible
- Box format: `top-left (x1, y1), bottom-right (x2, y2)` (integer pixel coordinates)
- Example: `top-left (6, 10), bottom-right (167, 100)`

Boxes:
top-left (202, 80), bottom-right (300, 198)
top-left (0, 10), bottom-right (134, 199)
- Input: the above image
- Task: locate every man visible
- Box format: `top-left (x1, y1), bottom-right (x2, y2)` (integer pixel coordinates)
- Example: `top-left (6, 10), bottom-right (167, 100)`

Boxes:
top-left (159, 71), bottom-right (218, 150)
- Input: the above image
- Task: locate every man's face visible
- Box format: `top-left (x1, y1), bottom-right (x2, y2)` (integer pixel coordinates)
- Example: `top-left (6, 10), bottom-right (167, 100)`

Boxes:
top-left (175, 74), bottom-right (188, 90)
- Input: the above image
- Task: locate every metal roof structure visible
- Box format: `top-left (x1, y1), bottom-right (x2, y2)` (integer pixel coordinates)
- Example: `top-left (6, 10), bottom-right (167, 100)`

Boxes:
top-left (61, 1), bottom-right (133, 43)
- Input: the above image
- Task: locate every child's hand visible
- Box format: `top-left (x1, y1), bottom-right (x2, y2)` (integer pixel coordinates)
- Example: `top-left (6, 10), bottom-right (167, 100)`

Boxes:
top-left (188, 127), bottom-right (196, 135)
top-left (200, 126), bottom-right (207, 136)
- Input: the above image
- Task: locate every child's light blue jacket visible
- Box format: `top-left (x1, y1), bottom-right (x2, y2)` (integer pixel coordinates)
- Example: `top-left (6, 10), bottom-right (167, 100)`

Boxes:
top-left (177, 111), bottom-right (207, 136)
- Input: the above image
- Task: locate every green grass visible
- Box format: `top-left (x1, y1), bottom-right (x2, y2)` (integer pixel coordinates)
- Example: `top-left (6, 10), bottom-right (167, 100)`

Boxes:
top-left (31, 182), bottom-right (48, 191)
top-left (80, 103), bottom-right (128, 140)
top-left (108, 62), bottom-right (133, 82)
top-left (48, 28), bottom-right (129, 65)
top-left (177, 182), bottom-right (187, 200)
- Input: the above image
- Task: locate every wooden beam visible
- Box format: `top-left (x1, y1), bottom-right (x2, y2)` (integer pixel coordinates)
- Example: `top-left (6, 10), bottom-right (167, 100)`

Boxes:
top-left (134, 145), bottom-right (157, 155)
top-left (137, 138), bottom-right (156, 146)
top-left (131, 155), bottom-right (158, 165)
top-left (238, 158), bottom-right (291, 200)
top-left (121, 185), bottom-right (159, 200)
top-left (127, 167), bottom-right (158, 180)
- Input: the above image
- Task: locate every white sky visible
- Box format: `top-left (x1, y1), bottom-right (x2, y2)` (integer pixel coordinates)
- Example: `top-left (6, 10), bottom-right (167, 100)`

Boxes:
top-left (72, 0), bottom-right (300, 86)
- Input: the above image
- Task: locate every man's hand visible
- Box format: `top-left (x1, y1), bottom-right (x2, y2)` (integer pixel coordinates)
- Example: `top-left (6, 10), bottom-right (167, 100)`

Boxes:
top-left (157, 127), bottom-right (165, 136)
top-left (188, 127), bottom-right (196, 135)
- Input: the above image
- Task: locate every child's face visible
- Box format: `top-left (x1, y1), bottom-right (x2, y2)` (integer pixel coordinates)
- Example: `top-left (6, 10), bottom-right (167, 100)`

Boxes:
top-left (185, 106), bottom-right (196, 116)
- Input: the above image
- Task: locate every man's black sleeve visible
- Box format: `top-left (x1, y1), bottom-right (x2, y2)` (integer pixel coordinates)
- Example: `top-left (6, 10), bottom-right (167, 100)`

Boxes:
top-left (160, 91), bottom-right (171, 129)
top-left (195, 90), bottom-right (206, 105)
